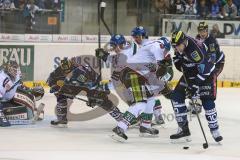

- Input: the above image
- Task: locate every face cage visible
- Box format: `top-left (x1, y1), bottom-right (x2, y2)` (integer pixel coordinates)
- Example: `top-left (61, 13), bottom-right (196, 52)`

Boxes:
top-left (8, 66), bottom-right (18, 79)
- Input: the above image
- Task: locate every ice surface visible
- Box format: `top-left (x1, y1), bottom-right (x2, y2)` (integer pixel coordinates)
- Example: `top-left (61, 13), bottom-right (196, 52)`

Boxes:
top-left (0, 88), bottom-right (240, 160)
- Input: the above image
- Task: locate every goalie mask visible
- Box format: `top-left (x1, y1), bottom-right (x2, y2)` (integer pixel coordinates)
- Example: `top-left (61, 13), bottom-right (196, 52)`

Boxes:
top-left (4, 61), bottom-right (20, 80)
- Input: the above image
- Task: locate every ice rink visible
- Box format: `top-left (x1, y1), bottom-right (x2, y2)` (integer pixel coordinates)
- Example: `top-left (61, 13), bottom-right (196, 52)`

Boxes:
top-left (0, 88), bottom-right (240, 160)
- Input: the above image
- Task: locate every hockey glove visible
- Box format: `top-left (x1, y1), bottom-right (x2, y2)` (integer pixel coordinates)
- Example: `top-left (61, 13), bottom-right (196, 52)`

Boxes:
top-left (173, 53), bottom-right (184, 72)
top-left (159, 82), bottom-right (173, 99)
top-left (185, 84), bottom-right (199, 99)
top-left (50, 85), bottom-right (61, 93)
top-left (95, 48), bottom-right (110, 62)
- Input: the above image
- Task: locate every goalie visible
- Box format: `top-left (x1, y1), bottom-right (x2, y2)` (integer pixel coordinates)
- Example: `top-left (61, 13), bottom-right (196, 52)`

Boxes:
top-left (0, 61), bottom-right (45, 127)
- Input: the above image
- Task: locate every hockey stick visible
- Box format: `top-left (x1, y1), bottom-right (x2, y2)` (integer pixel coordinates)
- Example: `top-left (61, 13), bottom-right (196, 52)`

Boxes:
top-left (98, 0), bottom-right (103, 81)
top-left (62, 93), bottom-right (89, 103)
top-left (100, 2), bottom-right (112, 35)
top-left (181, 67), bottom-right (209, 149)
top-left (97, 1), bottom-right (113, 81)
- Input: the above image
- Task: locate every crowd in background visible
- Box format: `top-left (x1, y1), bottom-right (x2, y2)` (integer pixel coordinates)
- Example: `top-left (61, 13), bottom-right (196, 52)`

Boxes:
top-left (152, 0), bottom-right (240, 19)
top-left (0, 0), bottom-right (61, 10)
top-left (0, 0), bottom-right (61, 33)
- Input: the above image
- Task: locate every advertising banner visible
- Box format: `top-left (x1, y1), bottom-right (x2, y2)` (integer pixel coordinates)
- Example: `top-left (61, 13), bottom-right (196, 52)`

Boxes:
top-left (0, 45), bottom-right (34, 81)
top-left (162, 19), bottom-right (240, 39)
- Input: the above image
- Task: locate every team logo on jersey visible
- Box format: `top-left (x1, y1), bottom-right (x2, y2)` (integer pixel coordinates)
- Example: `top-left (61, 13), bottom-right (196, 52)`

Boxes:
top-left (191, 51), bottom-right (201, 62)
top-left (77, 74), bottom-right (87, 83)
top-left (3, 77), bottom-right (13, 91)
top-left (209, 43), bottom-right (216, 52)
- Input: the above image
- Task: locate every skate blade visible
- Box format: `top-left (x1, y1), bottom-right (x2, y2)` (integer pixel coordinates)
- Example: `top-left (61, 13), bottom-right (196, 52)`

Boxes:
top-left (129, 125), bottom-right (140, 129)
top-left (152, 123), bottom-right (166, 128)
top-left (139, 133), bottom-right (159, 138)
top-left (51, 124), bottom-right (68, 128)
top-left (216, 141), bottom-right (223, 145)
top-left (171, 136), bottom-right (192, 143)
top-left (109, 134), bottom-right (126, 143)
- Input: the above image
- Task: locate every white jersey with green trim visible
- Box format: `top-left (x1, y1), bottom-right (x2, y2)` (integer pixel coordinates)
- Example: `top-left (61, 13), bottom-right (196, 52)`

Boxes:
top-left (109, 41), bottom-right (137, 72)
top-left (127, 39), bottom-right (166, 96)
top-left (109, 41), bottom-right (137, 103)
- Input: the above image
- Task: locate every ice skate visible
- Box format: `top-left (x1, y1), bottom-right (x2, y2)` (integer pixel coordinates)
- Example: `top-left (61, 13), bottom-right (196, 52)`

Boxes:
top-left (110, 126), bottom-right (128, 142)
top-left (170, 123), bottom-right (191, 143)
top-left (211, 129), bottom-right (223, 143)
top-left (152, 114), bottom-right (165, 127)
top-left (139, 126), bottom-right (159, 137)
top-left (51, 119), bottom-right (68, 128)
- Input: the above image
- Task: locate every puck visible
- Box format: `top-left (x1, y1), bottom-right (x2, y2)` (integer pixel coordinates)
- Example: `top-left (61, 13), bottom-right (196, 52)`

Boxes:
top-left (183, 146), bottom-right (189, 150)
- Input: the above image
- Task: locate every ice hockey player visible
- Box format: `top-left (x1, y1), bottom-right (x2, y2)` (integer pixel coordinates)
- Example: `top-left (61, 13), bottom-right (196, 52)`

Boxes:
top-left (96, 34), bottom-right (139, 121)
top-left (170, 30), bottom-right (223, 143)
top-left (48, 58), bottom-right (123, 127)
top-left (0, 61), bottom-right (45, 127)
top-left (131, 26), bottom-right (173, 125)
top-left (192, 21), bottom-right (225, 114)
top-left (97, 33), bottom-right (172, 141)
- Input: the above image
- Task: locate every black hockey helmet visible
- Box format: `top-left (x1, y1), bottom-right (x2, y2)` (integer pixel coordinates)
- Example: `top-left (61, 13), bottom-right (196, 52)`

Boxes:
top-left (198, 21), bottom-right (208, 31)
top-left (60, 58), bottom-right (73, 74)
top-left (171, 30), bottom-right (186, 47)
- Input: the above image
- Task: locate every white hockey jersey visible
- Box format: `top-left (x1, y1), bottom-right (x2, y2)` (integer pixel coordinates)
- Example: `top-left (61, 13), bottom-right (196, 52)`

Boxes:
top-left (0, 69), bottom-right (21, 101)
top-left (127, 39), bottom-right (166, 96)
top-left (109, 41), bottom-right (137, 103)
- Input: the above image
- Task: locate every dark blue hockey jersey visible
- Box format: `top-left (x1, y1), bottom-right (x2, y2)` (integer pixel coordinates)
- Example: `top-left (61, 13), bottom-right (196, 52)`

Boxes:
top-left (173, 36), bottom-right (215, 86)
top-left (196, 34), bottom-right (225, 66)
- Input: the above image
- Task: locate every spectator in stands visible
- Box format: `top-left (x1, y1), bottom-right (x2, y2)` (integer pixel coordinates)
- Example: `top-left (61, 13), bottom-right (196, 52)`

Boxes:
top-left (171, 0), bottom-right (186, 14)
top-left (53, 0), bottom-right (60, 10)
top-left (35, 0), bottom-right (45, 9)
top-left (152, 0), bottom-right (170, 36)
top-left (44, 0), bottom-right (53, 9)
top-left (185, 0), bottom-right (197, 15)
top-left (0, 0), bottom-right (15, 9)
top-left (23, 0), bottom-right (41, 33)
top-left (232, 0), bottom-right (240, 15)
top-left (210, 24), bottom-right (225, 38)
top-left (153, 0), bottom-right (170, 14)
top-left (44, 0), bottom-right (60, 10)
top-left (197, 0), bottom-right (209, 18)
top-left (223, 0), bottom-right (238, 18)
top-left (209, 0), bottom-right (224, 18)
